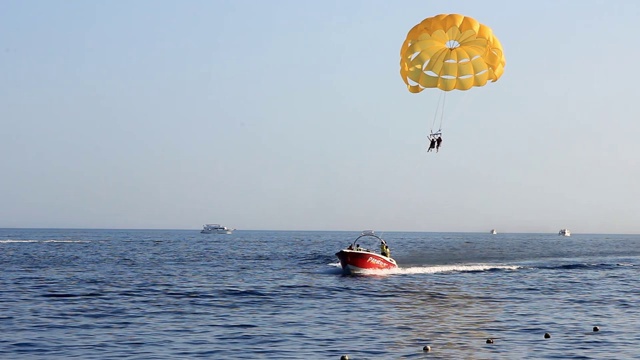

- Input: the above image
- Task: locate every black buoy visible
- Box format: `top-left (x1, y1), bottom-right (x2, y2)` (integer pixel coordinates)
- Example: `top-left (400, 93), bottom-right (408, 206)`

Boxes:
top-left (544, 332), bottom-right (551, 339)
top-left (486, 339), bottom-right (494, 344)
top-left (593, 326), bottom-right (600, 332)
top-left (340, 355), bottom-right (349, 360)
top-left (422, 345), bottom-right (431, 352)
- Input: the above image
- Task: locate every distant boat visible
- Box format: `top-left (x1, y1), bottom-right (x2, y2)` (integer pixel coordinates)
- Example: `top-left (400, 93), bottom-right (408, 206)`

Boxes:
top-left (201, 224), bottom-right (233, 234)
top-left (490, 229), bottom-right (497, 235)
top-left (558, 229), bottom-right (571, 237)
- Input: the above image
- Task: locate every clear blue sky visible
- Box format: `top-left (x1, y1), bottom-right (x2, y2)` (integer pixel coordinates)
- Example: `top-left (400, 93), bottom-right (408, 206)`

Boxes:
top-left (2, 1), bottom-right (639, 233)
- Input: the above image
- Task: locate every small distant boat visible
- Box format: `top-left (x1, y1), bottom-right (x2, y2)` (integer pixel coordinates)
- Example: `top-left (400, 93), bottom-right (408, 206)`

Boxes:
top-left (558, 229), bottom-right (571, 237)
top-left (201, 224), bottom-right (233, 234)
top-left (490, 229), bottom-right (497, 235)
top-left (335, 230), bottom-right (397, 274)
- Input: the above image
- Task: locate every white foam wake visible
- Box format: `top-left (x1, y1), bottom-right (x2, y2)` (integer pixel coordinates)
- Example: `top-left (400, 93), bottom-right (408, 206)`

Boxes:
top-left (327, 263), bottom-right (521, 276)
top-left (42, 240), bottom-right (86, 243)
top-left (0, 240), bottom-right (39, 243)
top-left (392, 264), bottom-right (521, 275)
top-left (0, 239), bottom-right (86, 243)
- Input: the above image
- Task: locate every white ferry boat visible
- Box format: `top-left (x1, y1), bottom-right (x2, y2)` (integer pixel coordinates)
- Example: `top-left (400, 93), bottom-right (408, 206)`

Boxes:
top-left (558, 229), bottom-right (571, 237)
top-left (201, 224), bottom-right (233, 234)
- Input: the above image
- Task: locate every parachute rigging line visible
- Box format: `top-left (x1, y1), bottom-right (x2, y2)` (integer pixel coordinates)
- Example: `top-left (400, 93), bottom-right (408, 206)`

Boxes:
top-left (430, 91), bottom-right (446, 136)
top-left (438, 91), bottom-right (447, 134)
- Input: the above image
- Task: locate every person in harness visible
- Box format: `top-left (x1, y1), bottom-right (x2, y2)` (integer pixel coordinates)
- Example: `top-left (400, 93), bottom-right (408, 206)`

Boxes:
top-left (427, 135), bottom-right (437, 152)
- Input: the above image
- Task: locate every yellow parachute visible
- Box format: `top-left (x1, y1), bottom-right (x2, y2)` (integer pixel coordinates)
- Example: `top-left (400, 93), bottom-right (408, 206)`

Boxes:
top-left (400, 14), bottom-right (505, 93)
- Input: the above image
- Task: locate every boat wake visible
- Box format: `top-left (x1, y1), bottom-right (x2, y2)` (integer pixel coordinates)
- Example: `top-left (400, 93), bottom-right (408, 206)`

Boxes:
top-left (327, 262), bottom-right (520, 275)
top-left (0, 239), bottom-right (87, 243)
top-left (0, 239), bottom-right (39, 243)
top-left (391, 264), bottom-right (521, 275)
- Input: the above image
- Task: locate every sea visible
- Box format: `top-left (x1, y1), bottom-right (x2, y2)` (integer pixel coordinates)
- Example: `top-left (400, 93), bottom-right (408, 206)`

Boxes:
top-left (1, 229), bottom-right (639, 360)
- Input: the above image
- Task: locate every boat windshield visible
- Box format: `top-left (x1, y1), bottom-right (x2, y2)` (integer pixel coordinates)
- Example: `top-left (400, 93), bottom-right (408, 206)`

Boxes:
top-left (352, 232), bottom-right (386, 253)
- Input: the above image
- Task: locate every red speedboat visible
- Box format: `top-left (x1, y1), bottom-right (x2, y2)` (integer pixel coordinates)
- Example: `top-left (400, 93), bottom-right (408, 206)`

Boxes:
top-left (335, 230), bottom-right (398, 274)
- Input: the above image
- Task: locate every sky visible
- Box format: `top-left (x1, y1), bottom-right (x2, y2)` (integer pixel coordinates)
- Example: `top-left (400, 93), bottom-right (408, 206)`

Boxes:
top-left (1, 0), bottom-right (640, 233)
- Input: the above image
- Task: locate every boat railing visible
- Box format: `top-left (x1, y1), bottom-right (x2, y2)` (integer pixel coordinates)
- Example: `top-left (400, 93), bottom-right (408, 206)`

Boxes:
top-left (351, 231), bottom-right (387, 254)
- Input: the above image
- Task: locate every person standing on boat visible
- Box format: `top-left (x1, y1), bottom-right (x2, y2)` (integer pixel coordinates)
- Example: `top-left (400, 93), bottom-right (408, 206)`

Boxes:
top-left (380, 241), bottom-right (390, 258)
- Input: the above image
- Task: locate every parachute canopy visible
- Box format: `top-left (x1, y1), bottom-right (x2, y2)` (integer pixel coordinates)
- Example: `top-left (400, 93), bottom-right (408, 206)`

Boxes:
top-left (400, 14), bottom-right (505, 93)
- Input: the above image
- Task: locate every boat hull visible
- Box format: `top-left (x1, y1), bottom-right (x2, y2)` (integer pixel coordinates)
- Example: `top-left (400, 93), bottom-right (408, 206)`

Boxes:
top-left (335, 249), bottom-right (397, 274)
top-left (201, 230), bottom-right (232, 234)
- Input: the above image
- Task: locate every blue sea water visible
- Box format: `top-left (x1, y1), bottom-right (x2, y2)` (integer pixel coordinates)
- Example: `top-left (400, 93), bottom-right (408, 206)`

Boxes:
top-left (1, 229), bottom-right (639, 359)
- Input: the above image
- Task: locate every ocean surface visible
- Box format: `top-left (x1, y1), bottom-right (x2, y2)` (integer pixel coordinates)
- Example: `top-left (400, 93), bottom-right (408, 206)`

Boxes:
top-left (1, 229), bottom-right (639, 359)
